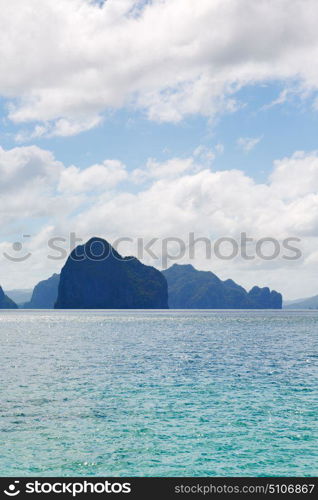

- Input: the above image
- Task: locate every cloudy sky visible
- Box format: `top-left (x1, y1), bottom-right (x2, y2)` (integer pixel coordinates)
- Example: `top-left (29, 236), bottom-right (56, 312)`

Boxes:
top-left (1, 0), bottom-right (318, 299)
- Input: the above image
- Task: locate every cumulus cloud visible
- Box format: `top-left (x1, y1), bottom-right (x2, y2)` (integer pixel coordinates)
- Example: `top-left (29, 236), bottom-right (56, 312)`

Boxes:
top-left (1, 144), bottom-right (318, 299)
top-left (0, 146), bottom-right (127, 237)
top-left (270, 151), bottom-right (318, 199)
top-left (132, 157), bottom-right (196, 184)
top-left (132, 143), bottom-right (225, 184)
top-left (0, 146), bottom-right (64, 228)
top-left (1, 0), bottom-right (318, 136)
top-left (59, 160), bottom-right (127, 193)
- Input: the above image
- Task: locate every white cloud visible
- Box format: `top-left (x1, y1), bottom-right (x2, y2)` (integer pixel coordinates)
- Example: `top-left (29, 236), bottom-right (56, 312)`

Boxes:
top-left (193, 144), bottom-right (225, 163)
top-left (132, 157), bottom-right (196, 184)
top-left (1, 0), bottom-right (318, 135)
top-left (15, 116), bottom-right (104, 141)
top-left (261, 88), bottom-right (293, 110)
top-left (1, 144), bottom-right (318, 299)
top-left (59, 160), bottom-right (127, 193)
top-left (270, 151), bottom-right (318, 199)
top-left (237, 136), bottom-right (263, 153)
top-left (0, 146), bottom-right (64, 228)
top-left (0, 146), bottom-right (127, 237)
top-left (193, 146), bottom-right (215, 163)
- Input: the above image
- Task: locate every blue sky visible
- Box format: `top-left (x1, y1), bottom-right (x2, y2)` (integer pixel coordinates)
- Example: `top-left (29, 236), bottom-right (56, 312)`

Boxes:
top-left (1, 0), bottom-right (318, 299)
top-left (2, 81), bottom-right (318, 184)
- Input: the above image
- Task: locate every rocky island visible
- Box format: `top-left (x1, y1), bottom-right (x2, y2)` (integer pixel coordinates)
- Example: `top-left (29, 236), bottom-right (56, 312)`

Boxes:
top-left (163, 264), bottom-right (282, 309)
top-left (24, 273), bottom-right (60, 309)
top-left (0, 286), bottom-right (18, 309)
top-left (55, 238), bottom-right (169, 309)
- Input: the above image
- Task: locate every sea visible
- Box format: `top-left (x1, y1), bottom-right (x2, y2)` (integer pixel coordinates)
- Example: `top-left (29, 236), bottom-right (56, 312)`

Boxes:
top-left (0, 310), bottom-right (317, 477)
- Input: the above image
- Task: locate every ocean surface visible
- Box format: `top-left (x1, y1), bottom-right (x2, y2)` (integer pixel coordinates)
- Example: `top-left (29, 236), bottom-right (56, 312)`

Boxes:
top-left (0, 310), bottom-right (317, 477)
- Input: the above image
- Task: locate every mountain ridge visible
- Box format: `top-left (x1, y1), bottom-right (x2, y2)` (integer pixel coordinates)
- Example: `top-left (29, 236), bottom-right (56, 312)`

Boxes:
top-left (163, 263), bottom-right (282, 309)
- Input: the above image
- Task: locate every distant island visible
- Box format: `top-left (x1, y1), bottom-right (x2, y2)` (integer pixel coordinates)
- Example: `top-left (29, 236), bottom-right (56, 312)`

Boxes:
top-left (284, 295), bottom-right (318, 309)
top-left (2, 237), bottom-right (283, 310)
top-left (0, 286), bottom-right (18, 309)
top-left (24, 273), bottom-right (60, 309)
top-left (163, 264), bottom-right (282, 309)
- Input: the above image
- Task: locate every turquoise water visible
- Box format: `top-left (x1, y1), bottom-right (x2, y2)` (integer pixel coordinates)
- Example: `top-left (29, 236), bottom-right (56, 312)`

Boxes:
top-left (0, 310), bottom-right (317, 477)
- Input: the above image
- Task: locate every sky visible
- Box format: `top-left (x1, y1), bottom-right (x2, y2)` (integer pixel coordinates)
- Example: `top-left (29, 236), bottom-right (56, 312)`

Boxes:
top-left (1, 0), bottom-right (318, 299)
